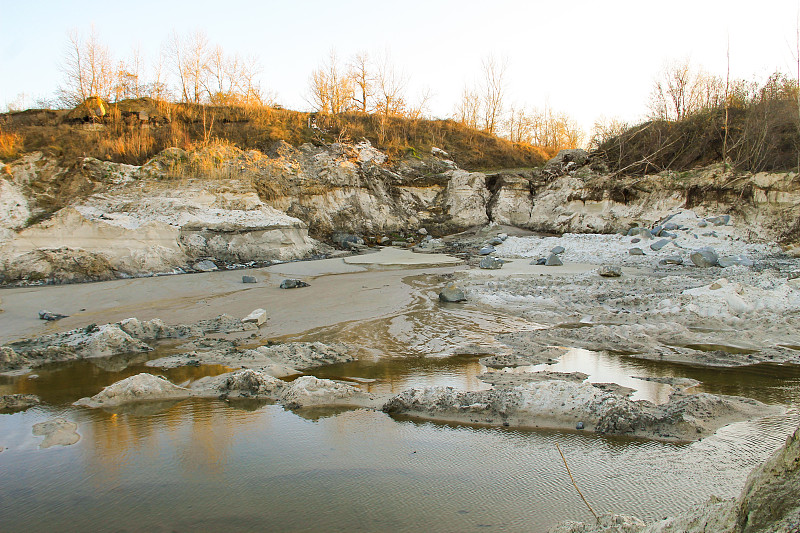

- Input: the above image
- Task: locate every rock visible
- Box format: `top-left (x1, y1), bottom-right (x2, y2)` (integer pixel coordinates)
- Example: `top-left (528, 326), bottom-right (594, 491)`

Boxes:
top-left (212, 369), bottom-right (284, 398)
top-left (545, 254), bottom-right (563, 266)
top-left (576, 421), bottom-right (585, 430)
top-left (74, 373), bottom-right (191, 408)
top-left (439, 283), bottom-right (467, 302)
top-left (631, 238), bottom-right (641, 243)
top-left (193, 260), bottom-right (218, 272)
top-left (548, 512), bottom-right (646, 533)
top-left (242, 275), bottom-right (258, 283)
top-left (707, 215), bottom-right (731, 226)
top-left (690, 248), bottom-right (719, 267)
top-left (663, 222), bottom-right (679, 231)
top-left (498, 233), bottom-right (508, 241)
top-left (488, 237), bottom-right (504, 246)
top-left (38, 310), bottom-right (68, 321)
top-left (479, 246), bottom-right (495, 255)
top-left (627, 227), bottom-right (653, 240)
top-left (661, 231), bottom-right (677, 238)
top-left (31, 418), bottom-right (80, 448)
top-left (279, 375), bottom-right (364, 408)
top-left (280, 279), bottom-right (310, 289)
top-left (650, 239), bottom-right (670, 251)
top-left (418, 227), bottom-right (428, 235)
top-left (532, 258), bottom-right (547, 265)
top-left (242, 308), bottom-right (268, 326)
top-left (0, 394), bottom-right (41, 412)
top-left (698, 221), bottom-right (708, 228)
top-left (651, 225), bottom-right (664, 236)
top-left (431, 146), bottom-right (450, 158)
top-left (718, 255), bottom-right (754, 268)
top-left (629, 247), bottom-right (645, 256)
top-left (551, 246), bottom-right (565, 255)
top-left (545, 149), bottom-right (589, 170)
top-left (659, 256), bottom-right (684, 265)
top-left (332, 232), bottom-right (364, 248)
top-left (379, 236), bottom-right (390, 245)
top-left (479, 256), bottom-right (504, 270)
top-left (598, 265), bottom-right (622, 277)
top-left (789, 271), bottom-right (800, 280)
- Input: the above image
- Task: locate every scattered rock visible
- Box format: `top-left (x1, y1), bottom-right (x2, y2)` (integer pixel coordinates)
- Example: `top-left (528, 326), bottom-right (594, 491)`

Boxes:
top-left (242, 275), bottom-right (258, 283)
top-left (479, 256), bottom-right (504, 270)
top-left (418, 227), bottom-right (428, 235)
top-left (478, 246), bottom-right (495, 255)
top-left (718, 255), bottom-right (754, 268)
top-left (631, 238), bottom-right (641, 244)
top-left (192, 260), bottom-right (218, 272)
top-left (690, 248), bottom-right (719, 268)
top-left (280, 279), bottom-right (310, 289)
top-left (0, 394), bottom-right (41, 412)
top-left (650, 239), bottom-right (670, 251)
top-left (38, 310), bottom-right (68, 321)
top-left (629, 248), bottom-right (645, 256)
top-left (707, 215), bottom-right (731, 226)
top-left (31, 418), bottom-right (80, 448)
top-left (551, 246), bottom-right (565, 255)
top-left (279, 375), bottom-right (366, 408)
top-left (575, 421), bottom-right (585, 430)
top-left (598, 265), bottom-right (622, 278)
top-left (332, 232), bottom-right (364, 248)
top-left (627, 227), bottom-right (653, 240)
top-left (532, 258), bottom-right (547, 265)
top-left (659, 256), bottom-right (684, 265)
top-left (242, 308), bottom-right (268, 326)
top-left (74, 373), bottom-right (192, 408)
top-left (439, 283), bottom-right (467, 303)
top-left (545, 254), bottom-right (563, 266)
top-left (488, 236), bottom-right (504, 246)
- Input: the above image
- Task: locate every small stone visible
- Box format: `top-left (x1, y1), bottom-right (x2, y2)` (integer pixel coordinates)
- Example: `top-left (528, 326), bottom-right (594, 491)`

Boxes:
top-left (488, 237), bottom-right (504, 246)
top-left (659, 256), bottom-right (683, 265)
top-left (651, 226), bottom-right (664, 237)
top-left (627, 227), bottom-right (653, 240)
top-left (545, 254), bottom-right (563, 266)
top-left (498, 233), bottom-right (508, 241)
top-left (479, 246), bottom-right (495, 256)
top-left (690, 249), bottom-right (719, 268)
top-left (789, 271), bottom-right (800, 280)
top-left (663, 222), bottom-right (679, 231)
top-left (242, 275), bottom-right (258, 284)
top-left (379, 236), bottom-right (390, 245)
top-left (707, 215), bottom-right (731, 226)
top-left (629, 248), bottom-right (645, 256)
top-left (661, 231), bottom-right (677, 238)
top-left (650, 239), bottom-right (670, 251)
top-left (698, 221), bottom-right (708, 228)
top-left (242, 308), bottom-right (268, 325)
top-left (718, 255), bottom-right (754, 268)
top-left (418, 227), bottom-right (428, 235)
top-left (38, 310), bottom-right (68, 321)
top-left (598, 265), bottom-right (622, 277)
top-left (439, 283), bottom-right (467, 302)
top-left (576, 421), bottom-right (585, 430)
top-left (479, 256), bottom-right (504, 270)
top-left (280, 279), bottom-right (310, 289)
top-left (531, 258), bottom-right (547, 266)
top-left (631, 238), bottom-right (641, 244)
top-left (550, 246), bottom-right (565, 255)
top-left (193, 260), bottom-right (218, 272)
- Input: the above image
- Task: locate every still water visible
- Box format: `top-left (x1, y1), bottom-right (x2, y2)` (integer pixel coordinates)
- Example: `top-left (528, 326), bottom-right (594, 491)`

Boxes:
top-left (1, 274), bottom-right (799, 532)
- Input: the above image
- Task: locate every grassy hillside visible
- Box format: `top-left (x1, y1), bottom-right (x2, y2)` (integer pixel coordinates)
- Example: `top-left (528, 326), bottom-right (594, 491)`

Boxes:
top-left (0, 98), bottom-right (548, 171)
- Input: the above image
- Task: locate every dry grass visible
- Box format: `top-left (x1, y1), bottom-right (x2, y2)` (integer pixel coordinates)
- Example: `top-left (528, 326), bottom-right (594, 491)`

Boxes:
top-left (0, 125), bottom-right (22, 161)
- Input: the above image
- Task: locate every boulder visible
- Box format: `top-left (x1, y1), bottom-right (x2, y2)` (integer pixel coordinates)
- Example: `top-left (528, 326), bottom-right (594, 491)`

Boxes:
top-left (74, 373), bottom-right (191, 408)
top-left (627, 227), bottom-right (653, 240)
top-left (280, 279), bottom-right (310, 289)
top-left (545, 254), bottom-right (563, 266)
top-left (193, 260), bottom-right (218, 272)
top-left (598, 265), bottom-right (622, 278)
top-left (439, 283), bottom-right (467, 302)
top-left (551, 246), bottom-right (565, 255)
top-left (332, 232), bottom-right (364, 248)
top-left (707, 215), bottom-right (731, 226)
top-left (690, 249), bottom-right (719, 268)
top-left (242, 275), bottom-right (258, 283)
top-left (39, 310), bottom-right (68, 321)
top-left (242, 308), bottom-right (267, 326)
top-left (479, 246), bottom-right (495, 255)
top-left (479, 256), bottom-right (504, 270)
top-left (488, 237), bottom-right (504, 246)
top-left (532, 258), bottom-right (547, 265)
top-left (629, 248), bottom-right (645, 256)
top-left (0, 394), bottom-right (41, 412)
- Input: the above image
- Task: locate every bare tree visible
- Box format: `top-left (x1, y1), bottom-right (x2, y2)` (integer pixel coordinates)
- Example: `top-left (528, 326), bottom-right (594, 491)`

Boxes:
top-left (168, 30), bottom-right (211, 104)
top-left (58, 26), bottom-right (115, 105)
top-left (307, 49), bottom-right (353, 114)
top-left (348, 51), bottom-right (373, 113)
top-left (373, 52), bottom-right (408, 117)
top-left (481, 55), bottom-right (507, 135)
top-left (455, 86), bottom-right (481, 129)
top-left (648, 59), bottom-right (724, 121)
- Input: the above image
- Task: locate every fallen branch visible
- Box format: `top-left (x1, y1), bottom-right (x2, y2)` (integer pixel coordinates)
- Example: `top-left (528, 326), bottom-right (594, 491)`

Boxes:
top-left (556, 442), bottom-right (600, 524)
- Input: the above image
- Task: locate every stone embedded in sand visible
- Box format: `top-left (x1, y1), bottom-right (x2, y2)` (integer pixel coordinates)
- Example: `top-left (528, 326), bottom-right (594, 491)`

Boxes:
top-left (74, 373), bottom-right (191, 408)
top-left (242, 308), bottom-right (268, 326)
top-left (708, 214), bottom-right (731, 226)
top-left (439, 283), bottom-right (467, 302)
top-left (629, 247), bottom-right (645, 255)
top-left (193, 260), bottom-right (218, 272)
top-left (479, 256), bottom-right (503, 270)
top-left (599, 265), bottom-right (622, 277)
top-left (650, 239), bottom-right (670, 251)
top-left (690, 248), bottom-right (719, 267)
top-left (545, 254), bottom-right (563, 266)
top-left (32, 418), bottom-right (80, 448)
top-left (242, 275), bottom-right (258, 283)
top-left (718, 255), bottom-right (753, 268)
top-left (479, 246), bottom-right (495, 255)
top-left (38, 310), bottom-right (68, 321)
top-left (627, 227), bottom-right (653, 240)
top-left (280, 278), bottom-right (310, 289)
top-left (551, 246), bottom-right (565, 255)
top-left (659, 256), bottom-right (683, 265)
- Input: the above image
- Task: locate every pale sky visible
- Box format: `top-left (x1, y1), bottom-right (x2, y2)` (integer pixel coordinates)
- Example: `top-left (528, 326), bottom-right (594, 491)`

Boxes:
top-left (1, 0), bottom-right (799, 136)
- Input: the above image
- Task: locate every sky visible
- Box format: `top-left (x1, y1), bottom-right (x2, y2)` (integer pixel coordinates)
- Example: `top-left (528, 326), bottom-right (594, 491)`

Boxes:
top-left (2, 0), bottom-right (799, 137)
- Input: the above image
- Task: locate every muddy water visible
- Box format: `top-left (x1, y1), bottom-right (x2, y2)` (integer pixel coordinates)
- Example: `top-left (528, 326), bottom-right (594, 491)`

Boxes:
top-left (1, 273), bottom-right (799, 532)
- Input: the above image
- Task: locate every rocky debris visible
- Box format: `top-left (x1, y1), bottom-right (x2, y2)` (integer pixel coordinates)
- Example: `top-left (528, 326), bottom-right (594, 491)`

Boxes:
top-left (479, 246), bottom-right (495, 255)
top-left (242, 308), bottom-right (267, 326)
top-left (544, 149), bottom-right (590, 178)
top-left (439, 283), bottom-right (467, 303)
top-left (707, 215), bottom-right (732, 226)
top-left (629, 247), bottom-right (645, 255)
top-left (280, 278), bottom-right (310, 289)
top-left (549, 424), bottom-right (800, 533)
top-left (31, 418), bottom-right (80, 448)
top-left (659, 256), bottom-right (683, 265)
top-left (650, 239), bottom-right (671, 251)
top-left (0, 394), bottom-right (41, 412)
top-left (551, 246), bottom-right (566, 255)
top-left (38, 310), bottom-right (68, 321)
top-left (719, 255), bottom-right (754, 268)
top-left (487, 236), bottom-right (504, 246)
top-left (591, 383), bottom-right (636, 397)
top-left (200, 368), bottom-right (285, 399)
top-left (242, 275), bottom-right (258, 283)
top-left (598, 265), bottom-right (622, 277)
top-left (279, 375), bottom-right (368, 409)
top-left (382, 379), bottom-right (779, 442)
top-left (628, 227), bottom-right (654, 240)
top-left (192, 260), bottom-right (218, 272)
top-left (74, 373), bottom-right (192, 408)
top-left (479, 256), bottom-right (504, 270)
top-left (545, 254), bottom-right (563, 266)
top-left (691, 248), bottom-right (719, 267)
top-left (332, 232), bottom-right (364, 249)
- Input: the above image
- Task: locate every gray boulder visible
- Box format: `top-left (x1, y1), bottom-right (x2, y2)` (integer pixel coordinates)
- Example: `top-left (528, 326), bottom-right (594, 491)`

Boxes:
top-left (531, 258), bottom-right (547, 265)
top-left (627, 227), bottom-right (653, 240)
top-left (479, 256), bottom-right (504, 270)
top-left (193, 260), bottom-right (218, 272)
top-left (332, 232), bottom-right (364, 248)
top-left (650, 239), bottom-right (670, 251)
top-left (439, 283), bottom-right (467, 302)
top-left (545, 254), bottom-right (563, 266)
top-left (718, 255), bottom-right (754, 268)
top-left (280, 279), bottom-right (310, 289)
top-left (242, 275), bottom-right (258, 284)
top-left (707, 215), bottom-right (731, 226)
top-left (479, 246), bottom-right (495, 255)
top-left (546, 148), bottom-right (589, 168)
top-left (651, 225), bottom-right (664, 236)
top-left (550, 246), bottom-right (565, 255)
top-left (488, 237), bottom-right (504, 246)
top-left (631, 238), bottom-right (641, 244)
top-left (39, 310), bottom-right (68, 321)
top-left (629, 248), bottom-right (645, 256)
top-left (690, 249), bottom-right (719, 268)
top-left (598, 265), bottom-right (622, 278)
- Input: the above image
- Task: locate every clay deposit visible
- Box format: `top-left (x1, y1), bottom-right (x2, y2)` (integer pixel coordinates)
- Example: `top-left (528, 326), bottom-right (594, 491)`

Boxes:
top-left (31, 418), bottom-right (80, 448)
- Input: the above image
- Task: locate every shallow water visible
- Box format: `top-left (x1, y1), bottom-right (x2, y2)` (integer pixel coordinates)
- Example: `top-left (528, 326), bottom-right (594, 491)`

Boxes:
top-left (1, 273), bottom-right (799, 532)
